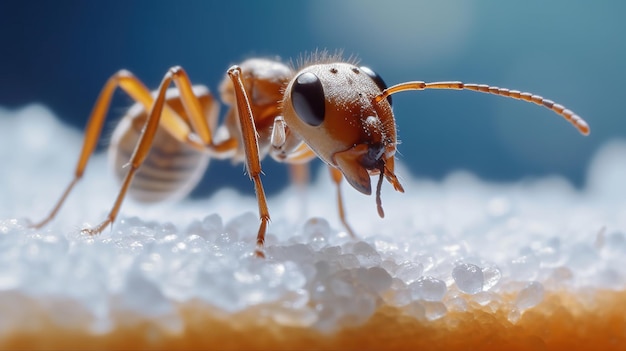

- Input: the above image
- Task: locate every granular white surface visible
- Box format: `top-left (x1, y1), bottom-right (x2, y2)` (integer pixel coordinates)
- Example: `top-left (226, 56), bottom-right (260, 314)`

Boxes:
top-left (0, 104), bottom-right (625, 334)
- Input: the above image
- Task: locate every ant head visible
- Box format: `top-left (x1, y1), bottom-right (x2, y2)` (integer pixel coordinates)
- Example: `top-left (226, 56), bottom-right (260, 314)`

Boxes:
top-left (282, 62), bottom-right (405, 209)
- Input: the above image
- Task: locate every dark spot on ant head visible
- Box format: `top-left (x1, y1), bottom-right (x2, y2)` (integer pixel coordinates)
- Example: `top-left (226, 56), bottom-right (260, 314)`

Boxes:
top-left (361, 143), bottom-right (385, 170)
top-left (330, 67), bottom-right (338, 74)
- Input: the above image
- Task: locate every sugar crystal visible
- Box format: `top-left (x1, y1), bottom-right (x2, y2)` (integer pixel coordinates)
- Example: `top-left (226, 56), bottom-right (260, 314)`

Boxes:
top-left (515, 281), bottom-right (545, 310)
top-left (452, 262), bottom-right (484, 294)
top-left (1, 107), bottom-right (625, 335)
top-left (409, 276), bottom-right (447, 302)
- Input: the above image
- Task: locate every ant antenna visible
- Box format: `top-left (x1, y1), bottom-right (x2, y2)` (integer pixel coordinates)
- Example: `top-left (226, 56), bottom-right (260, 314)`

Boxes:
top-left (375, 81), bottom-right (590, 135)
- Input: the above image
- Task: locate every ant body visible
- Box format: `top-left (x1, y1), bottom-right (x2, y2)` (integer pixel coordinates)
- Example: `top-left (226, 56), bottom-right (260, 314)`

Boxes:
top-left (29, 53), bottom-right (590, 257)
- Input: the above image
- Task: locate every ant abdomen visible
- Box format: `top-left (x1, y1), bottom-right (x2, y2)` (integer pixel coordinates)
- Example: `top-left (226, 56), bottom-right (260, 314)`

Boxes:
top-left (108, 86), bottom-right (213, 203)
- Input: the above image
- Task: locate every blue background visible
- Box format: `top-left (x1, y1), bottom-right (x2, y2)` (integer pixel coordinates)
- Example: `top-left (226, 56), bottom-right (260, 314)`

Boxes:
top-left (0, 1), bottom-right (623, 197)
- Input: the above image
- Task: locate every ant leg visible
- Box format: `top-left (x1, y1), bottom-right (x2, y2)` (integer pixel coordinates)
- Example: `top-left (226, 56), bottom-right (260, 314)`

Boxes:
top-left (329, 167), bottom-right (357, 238)
top-left (287, 163), bottom-right (310, 225)
top-left (283, 145), bottom-right (317, 211)
top-left (147, 65), bottom-right (236, 154)
top-left (227, 65), bottom-right (271, 258)
top-left (289, 163), bottom-right (310, 189)
top-left (83, 66), bottom-right (234, 235)
top-left (30, 70), bottom-right (159, 229)
top-left (31, 67), bottom-right (231, 232)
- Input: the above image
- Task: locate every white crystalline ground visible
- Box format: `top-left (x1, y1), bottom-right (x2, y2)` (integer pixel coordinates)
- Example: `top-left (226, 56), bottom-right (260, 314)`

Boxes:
top-left (1, 104), bottom-right (625, 335)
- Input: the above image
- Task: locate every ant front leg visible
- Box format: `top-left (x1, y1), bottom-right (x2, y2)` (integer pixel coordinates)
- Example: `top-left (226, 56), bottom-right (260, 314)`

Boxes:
top-left (227, 65), bottom-right (271, 258)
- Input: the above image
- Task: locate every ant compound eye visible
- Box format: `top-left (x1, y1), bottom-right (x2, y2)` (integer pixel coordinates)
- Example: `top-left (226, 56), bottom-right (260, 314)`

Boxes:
top-left (360, 66), bottom-right (392, 106)
top-left (291, 72), bottom-right (325, 126)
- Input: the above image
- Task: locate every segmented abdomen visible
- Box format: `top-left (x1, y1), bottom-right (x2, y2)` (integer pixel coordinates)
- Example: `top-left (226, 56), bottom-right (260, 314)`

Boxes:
top-left (108, 103), bottom-right (209, 203)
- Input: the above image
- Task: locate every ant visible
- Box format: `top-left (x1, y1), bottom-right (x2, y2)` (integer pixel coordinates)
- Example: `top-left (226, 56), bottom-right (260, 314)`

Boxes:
top-left (29, 52), bottom-right (590, 258)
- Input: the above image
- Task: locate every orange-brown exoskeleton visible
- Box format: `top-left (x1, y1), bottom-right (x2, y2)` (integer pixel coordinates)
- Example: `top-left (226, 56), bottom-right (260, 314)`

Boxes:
top-left (29, 53), bottom-right (590, 257)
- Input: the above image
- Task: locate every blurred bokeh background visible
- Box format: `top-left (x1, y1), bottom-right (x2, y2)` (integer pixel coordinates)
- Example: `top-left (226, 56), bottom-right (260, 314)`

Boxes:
top-left (0, 0), bottom-right (623, 197)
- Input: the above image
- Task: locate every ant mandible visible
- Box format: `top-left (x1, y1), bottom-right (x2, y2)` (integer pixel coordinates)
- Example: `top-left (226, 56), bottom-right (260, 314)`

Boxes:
top-left (29, 53), bottom-right (590, 258)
